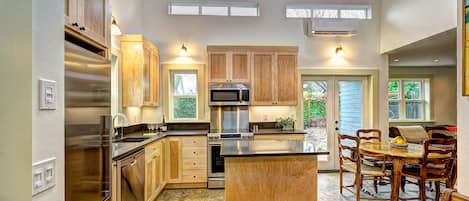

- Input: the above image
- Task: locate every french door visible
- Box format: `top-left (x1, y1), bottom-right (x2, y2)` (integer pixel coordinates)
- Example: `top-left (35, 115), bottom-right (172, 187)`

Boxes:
top-left (302, 76), bottom-right (369, 170)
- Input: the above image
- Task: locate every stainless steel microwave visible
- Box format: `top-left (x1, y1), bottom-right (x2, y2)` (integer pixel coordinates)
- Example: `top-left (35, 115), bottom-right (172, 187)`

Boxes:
top-left (209, 83), bottom-right (250, 106)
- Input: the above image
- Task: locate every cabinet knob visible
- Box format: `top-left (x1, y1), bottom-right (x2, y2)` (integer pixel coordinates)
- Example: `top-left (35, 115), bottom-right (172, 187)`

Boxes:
top-left (79, 27), bottom-right (86, 31)
top-left (72, 22), bottom-right (79, 27)
top-left (193, 163), bottom-right (196, 166)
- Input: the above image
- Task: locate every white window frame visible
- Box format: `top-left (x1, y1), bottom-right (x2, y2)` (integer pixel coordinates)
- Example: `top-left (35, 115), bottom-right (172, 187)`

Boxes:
top-left (285, 3), bottom-right (372, 19)
top-left (388, 78), bottom-right (431, 122)
top-left (168, 0), bottom-right (259, 17)
top-left (169, 70), bottom-right (199, 121)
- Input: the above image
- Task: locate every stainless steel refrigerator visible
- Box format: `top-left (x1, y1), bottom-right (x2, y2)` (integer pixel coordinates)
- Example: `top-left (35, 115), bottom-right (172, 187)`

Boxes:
top-left (65, 41), bottom-right (112, 201)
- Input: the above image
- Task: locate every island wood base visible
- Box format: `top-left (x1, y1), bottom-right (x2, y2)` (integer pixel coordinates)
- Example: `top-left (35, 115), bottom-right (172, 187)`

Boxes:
top-left (225, 155), bottom-right (318, 201)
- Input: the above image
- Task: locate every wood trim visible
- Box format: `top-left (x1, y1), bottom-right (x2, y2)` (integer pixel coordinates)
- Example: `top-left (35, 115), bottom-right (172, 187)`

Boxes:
top-left (164, 182), bottom-right (207, 189)
top-left (463, 0), bottom-right (468, 96)
top-left (65, 26), bottom-right (109, 58)
top-left (207, 45), bottom-right (298, 53)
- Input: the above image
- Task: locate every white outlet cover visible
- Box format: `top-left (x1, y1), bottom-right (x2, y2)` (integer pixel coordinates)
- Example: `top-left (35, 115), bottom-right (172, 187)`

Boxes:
top-left (39, 79), bottom-right (57, 110)
top-left (32, 157), bottom-right (56, 196)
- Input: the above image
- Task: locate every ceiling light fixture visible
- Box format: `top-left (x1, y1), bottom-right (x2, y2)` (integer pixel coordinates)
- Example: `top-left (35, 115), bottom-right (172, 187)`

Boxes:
top-left (111, 16), bottom-right (122, 36)
top-left (178, 43), bottom-right (189, 57)
top-left (335, 46), bottom-right (345, 57)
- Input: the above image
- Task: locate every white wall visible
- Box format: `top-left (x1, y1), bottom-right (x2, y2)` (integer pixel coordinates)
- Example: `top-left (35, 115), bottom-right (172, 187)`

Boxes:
top-left (32, 0), bottom-right (65, 201)
top-left (0, 1), bottom-right (32, 201)
top-left (380, 0), bottom-right (457, 53)
top-left (457, 0), bottom-right (469, 195)
top-left (110, 0), bottom-right (144, 34)
top-left (389, 66), bottom-right (457, 125)
top-left (143, 0), bottom-right (382, 68)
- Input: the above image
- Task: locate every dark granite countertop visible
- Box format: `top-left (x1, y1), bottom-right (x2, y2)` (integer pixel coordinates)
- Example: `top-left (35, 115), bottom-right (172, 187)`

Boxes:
top-left (112, 130), bottom-right (208, 160)
top-left (253, 129), bottom-right (307, 135)
top-left (221, 139), bottom-right (329, 157)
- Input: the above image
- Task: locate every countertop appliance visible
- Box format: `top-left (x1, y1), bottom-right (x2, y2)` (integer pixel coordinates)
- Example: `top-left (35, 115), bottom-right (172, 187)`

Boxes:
top-left (65, 41), bottom-right (112, 201)
top-left (209, 83), bottom-right (250, 106)
top-left (115, 149), bottom-right (145, 201)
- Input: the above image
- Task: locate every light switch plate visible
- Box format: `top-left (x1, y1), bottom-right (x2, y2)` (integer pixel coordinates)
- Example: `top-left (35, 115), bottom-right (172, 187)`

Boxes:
top-left (32, 157), bottom-right (56, 196)
top-left (39, 79), bottom-right (57, 110)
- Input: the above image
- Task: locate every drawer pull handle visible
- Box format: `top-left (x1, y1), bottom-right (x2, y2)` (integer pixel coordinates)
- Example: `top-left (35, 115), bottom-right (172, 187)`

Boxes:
top-left (193, 163), bottom-right (196, 165)
top-left (193, 176), bottom-right (196, 178)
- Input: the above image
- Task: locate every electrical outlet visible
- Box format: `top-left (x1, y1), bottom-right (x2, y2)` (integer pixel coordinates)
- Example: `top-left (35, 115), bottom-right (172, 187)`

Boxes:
top-left (32, 157), bottom-right (56, 196)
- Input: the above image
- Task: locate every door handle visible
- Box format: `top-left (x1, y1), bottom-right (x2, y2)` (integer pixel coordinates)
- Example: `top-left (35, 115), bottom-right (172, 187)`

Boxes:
top-left (335, 128), bottom-right (339, 131)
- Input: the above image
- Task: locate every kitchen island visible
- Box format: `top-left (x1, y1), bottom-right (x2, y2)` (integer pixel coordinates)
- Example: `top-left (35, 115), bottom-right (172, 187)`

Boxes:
top-left (221, 140), bottom-right (328, 201)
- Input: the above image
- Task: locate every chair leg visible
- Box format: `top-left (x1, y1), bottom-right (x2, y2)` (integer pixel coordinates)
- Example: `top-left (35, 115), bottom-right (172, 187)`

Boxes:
top-left (419, 180), bottom-right (427, 201)
top-left (373, 177), bottom-right (378, 193)
top-left (401, 176), bottom-right (406, 193)
top-left (339, 168), bottom-right (343, 194)
top-left (435, 181), bottom-right (441, 201)
top-left (356, 173), bottom-right (361, 201)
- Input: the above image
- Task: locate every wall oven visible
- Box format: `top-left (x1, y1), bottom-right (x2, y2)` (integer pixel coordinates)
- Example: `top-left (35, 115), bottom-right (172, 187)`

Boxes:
top-left (209, 83), bottom-right (250, 106)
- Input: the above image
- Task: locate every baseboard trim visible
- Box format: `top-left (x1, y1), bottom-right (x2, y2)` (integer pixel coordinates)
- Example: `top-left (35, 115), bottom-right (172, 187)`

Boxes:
top-left (165, 182), bottom-right (207, 189)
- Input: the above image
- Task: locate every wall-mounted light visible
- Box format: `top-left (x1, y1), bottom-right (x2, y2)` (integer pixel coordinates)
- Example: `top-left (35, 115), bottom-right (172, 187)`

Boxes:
top-left (178, 43), bottom-right (189, 57)
top-left (111, 16), bottom-right (122, 36)
top-left (335, 46), bottom-right (345, 57)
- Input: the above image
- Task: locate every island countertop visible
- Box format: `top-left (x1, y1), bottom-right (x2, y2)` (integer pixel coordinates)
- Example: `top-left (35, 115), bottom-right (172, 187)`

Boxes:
top-left (221, 139), bottom-right (329, 157)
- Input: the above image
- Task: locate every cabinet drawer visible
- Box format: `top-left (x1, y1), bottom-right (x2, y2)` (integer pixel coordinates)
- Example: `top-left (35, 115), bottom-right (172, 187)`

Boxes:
top-left (182, 148), bottom-right (207, 159)
top-left (183, 158), bottom-right (207, 170)
top-left (182, 137), bottom-right (207, 148)
top-left (182, 171), bottom-right (207, 182)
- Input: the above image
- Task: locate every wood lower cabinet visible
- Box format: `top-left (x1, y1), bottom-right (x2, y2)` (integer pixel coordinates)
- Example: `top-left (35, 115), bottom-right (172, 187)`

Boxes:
top-left (64, 0), bottom-right (109, 48)
top-left (145, 140), bottom-right (164, 201)
top-left (121, 35), bottom-right (159, 107)
top-left (165, 136), bottom-right (207, 186)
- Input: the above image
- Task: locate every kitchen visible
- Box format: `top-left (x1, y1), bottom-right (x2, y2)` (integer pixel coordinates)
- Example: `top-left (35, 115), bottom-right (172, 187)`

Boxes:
top-left (2, 1), bottom-right (466, 201)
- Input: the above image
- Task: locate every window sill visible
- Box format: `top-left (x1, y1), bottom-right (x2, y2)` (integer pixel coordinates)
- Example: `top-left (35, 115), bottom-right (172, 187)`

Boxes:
top-left (389, 120), bottom-right (435, 123)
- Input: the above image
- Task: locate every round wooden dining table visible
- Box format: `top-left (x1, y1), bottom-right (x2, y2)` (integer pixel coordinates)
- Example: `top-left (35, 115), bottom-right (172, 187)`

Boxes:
top-left (360, 142), bottom-right (448, 201)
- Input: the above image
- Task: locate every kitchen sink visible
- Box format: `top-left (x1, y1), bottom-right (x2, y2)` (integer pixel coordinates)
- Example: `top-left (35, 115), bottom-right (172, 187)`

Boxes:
top-left (113, 137), bottom-right (148, 143)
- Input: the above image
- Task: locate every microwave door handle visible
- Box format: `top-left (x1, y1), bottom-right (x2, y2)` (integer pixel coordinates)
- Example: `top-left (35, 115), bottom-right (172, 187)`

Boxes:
top-left (239, 89), bottom-right (243, 103)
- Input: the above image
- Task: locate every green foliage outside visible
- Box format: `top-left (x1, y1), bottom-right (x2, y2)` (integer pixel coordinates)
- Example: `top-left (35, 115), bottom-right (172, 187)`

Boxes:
top-left (174, 97), bottom-right (196, 119)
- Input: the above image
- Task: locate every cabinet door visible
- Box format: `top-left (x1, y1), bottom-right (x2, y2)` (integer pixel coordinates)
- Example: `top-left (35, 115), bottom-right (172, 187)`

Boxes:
top-left (151, 50), bottom-right (159, 106)
top-left (65, 0), bottom-right (78, 28)
top-left (251, 53), bottom-right (275, 105)
top-left (154, 153), bottom-right (162, 191)
top-left (276, 54), bottom-right (298, 105)
top-left (166, 138), bottom-right (182, 182)
top-left (77, 0), bottom-right (107, 46)
top-left (143, 47), bottom-right (152, 105)
top-left (121, 42), bottom-right (144, 107)
top-left (231, 52), bottom-right (250, 82)
top-left (144, 155), bottom-right (154, 201)
top-left (209, 53), bottom-right (228, 82)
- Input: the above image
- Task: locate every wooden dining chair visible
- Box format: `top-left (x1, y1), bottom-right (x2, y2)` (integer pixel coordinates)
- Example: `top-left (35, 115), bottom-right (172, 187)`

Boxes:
top-left (356, 129), bottom-right (390, 194)
top-left (338, 134), bottom-right (391, 201)
top-left (401, 138), bottom-right (457, 201)
top-left (442, 189), bottom-right (469, 201)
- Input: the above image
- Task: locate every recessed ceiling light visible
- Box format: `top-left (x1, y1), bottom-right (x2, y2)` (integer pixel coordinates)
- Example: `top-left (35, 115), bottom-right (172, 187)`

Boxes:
top-left (433, 59), bottom-right (440, 63)
top-left (393, 59), bottom-right (400, 62)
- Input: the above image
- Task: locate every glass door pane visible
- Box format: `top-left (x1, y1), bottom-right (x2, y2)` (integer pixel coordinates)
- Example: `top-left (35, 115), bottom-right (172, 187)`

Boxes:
top-left (337, 80), bottom-right (363, 136)
top-left (303, 81), bottom-right (328, 162)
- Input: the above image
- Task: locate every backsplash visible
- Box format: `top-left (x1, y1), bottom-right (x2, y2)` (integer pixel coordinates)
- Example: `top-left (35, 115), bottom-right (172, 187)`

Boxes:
top-left (249, 106), bottom-right (296, 122)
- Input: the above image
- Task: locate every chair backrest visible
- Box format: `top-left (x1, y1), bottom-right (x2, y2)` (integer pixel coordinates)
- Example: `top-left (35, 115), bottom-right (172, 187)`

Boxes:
top-left (356, 129), bottom-right (382, 143)
top-left (338, 134), bottom-right (360, 168)
top-left (442, 190), bottom-right (469, 201)
top-left (422, 138), bottom-right (457, 179)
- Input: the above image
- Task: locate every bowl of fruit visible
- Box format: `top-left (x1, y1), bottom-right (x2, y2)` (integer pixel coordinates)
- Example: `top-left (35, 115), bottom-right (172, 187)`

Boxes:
top-left (391, 136), bottom-right (408, 148)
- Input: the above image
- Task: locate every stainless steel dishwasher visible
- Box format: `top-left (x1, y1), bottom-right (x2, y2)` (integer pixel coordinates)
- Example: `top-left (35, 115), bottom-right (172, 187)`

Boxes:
top-left (115, 149), bottom-right (145, 201)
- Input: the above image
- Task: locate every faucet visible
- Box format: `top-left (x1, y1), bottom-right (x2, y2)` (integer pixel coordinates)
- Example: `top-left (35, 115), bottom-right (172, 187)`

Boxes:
top-left (113, 113), bottom-right (129, 138)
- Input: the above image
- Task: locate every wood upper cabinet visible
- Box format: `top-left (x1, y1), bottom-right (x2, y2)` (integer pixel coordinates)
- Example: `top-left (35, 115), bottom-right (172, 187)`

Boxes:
top-left (121, 35), bottom-right (159, 107)
top-left (276, 54), bottom-right (298, 105)
top-left (208, 51), bottom-right (250, 83)
top-left (251, 52), bottom-right (298, 106)
top-left (65, 0), bottom-right (109, 48)
top-left (251, 53), bottom-right (275, 105)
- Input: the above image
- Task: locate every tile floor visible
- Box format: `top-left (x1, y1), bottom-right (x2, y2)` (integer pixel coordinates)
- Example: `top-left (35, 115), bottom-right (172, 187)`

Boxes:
top-left (156, 173), bottom-right (441, 201)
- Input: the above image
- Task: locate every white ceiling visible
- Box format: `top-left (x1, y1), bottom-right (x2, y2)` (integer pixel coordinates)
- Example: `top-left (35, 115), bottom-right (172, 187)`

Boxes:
top-left (388, 28), bottom-right (456, 67)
